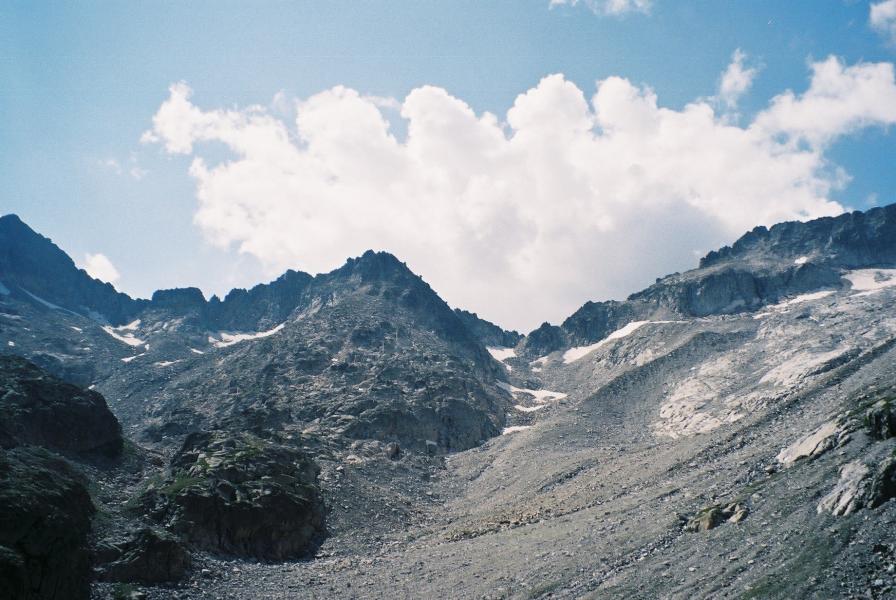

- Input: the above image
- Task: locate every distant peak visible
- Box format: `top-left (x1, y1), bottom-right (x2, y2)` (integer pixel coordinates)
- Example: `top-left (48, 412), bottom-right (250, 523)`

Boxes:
top-left (150, 287), bottom-right (207, 307)
top-left (339, 250), bottom-right (414, 281)
top-left (0, 214), bottom-right (35, 235)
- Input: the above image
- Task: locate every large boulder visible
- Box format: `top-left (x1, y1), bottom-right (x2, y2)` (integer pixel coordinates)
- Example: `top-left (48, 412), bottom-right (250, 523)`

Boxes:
top-left (865, 399), bottom-right (896, 441)
top-left (0, 355), bottom-right (122, 457)
top-left (0, 447), bottom-right (94, 600)
top-left (142, 431), bottom-right (326, 560)
top-left (95, 528), bottom-right (191, 584)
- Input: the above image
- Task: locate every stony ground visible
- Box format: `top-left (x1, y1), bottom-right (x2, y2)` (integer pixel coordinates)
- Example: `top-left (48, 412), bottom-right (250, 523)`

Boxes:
top-left (90, 284), bottom-right (896, 599)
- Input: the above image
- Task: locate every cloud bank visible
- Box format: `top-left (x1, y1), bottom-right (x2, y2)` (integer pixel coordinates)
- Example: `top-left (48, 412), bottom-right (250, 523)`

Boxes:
top-left (143, 55), bottom-right (896, 331)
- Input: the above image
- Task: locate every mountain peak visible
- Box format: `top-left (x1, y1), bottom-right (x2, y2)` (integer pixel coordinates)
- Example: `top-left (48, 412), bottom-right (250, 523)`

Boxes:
top-left (336, 250), bottom-right (415, 283)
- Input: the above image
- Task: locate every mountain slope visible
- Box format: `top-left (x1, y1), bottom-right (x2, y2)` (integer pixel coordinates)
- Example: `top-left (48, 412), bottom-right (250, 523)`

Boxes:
top-left (2, 205), bottom-right (896, 599)
top-left (521, 203), bottom-right (896, 355)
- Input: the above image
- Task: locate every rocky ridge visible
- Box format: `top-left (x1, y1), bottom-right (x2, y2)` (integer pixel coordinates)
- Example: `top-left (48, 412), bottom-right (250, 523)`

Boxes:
top-left (1, 203), bottom-right (896, 598)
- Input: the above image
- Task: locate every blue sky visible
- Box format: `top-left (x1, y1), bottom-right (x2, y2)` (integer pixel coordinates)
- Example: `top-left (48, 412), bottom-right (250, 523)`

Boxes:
top-left (2, 1), bottom-right (895, 330)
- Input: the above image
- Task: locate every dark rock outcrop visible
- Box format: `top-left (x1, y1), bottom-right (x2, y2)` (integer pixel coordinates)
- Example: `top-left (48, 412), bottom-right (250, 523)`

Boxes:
top-left (453, 309), bottom-right (522, 349)
top-left (867, 457), bottom-right (896, 509)
top-left (700, 203), bottom-right (896, 269)
top-left (866, 399), bottom-right (896, 441)
top-left (95, 528), bottom-right (191, 584)
top-left (685, 502), bottom-right (748, 532)
top-left (0, 447), bottom-right (94, 600)
top-left (142, 432), bottom-right (326, 560)
top-left (0, 355), bottom-right (122, 457)
top-left (524, 322), bottom-right (566, 357)
top-left (0, 214), bottom-right (143, 324)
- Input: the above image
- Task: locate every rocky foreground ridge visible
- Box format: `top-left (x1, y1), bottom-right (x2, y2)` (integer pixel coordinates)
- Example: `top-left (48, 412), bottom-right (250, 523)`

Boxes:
top-left (0, 203), bottom-right (895, 598)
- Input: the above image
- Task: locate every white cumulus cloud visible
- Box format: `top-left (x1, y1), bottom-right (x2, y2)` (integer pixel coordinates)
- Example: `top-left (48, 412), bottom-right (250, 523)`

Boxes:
top-left (549, 0), bottom-right (652, 17)
top-left (871, 0), bottom-right (896, 45)
top-left (82, 253), bottom-right (121, 284)
top-left (143, 56), bottom-right (896, 331)
top-left (753, 56), bottom-right (896, 148)
top-left (718, 49), bottom-right (758, 109)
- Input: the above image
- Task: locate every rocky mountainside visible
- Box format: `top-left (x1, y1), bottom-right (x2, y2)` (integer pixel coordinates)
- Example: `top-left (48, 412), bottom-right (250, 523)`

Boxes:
top-left (520, 203), bottom-right (896, 355)
top-left (1, 204), bottom-right (896, 599)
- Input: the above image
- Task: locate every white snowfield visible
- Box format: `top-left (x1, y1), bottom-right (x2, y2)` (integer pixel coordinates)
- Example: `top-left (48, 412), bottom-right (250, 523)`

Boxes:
top-left (487, 347), bottom-right (516, 362)
top-left (794, 256), bottom-right (809, 265)
top-left (487, 347), bottom-right (516, 371)
top-left (775, 290), bottom-right (836, 308)
top-left (501, 425), bottom-right (532, 435)
top-left (563, 320), bottom-right (685, 364)
top-left (843, 269), bottom-right (896, 296)
top-left (102, 320), bottom-right (146, 347)
top-left (209, 323), bottom-right (286, 348)
top-left (563, 321), bottom-right (651, 363)
top-left (497, 381), bottom-right (568, 404)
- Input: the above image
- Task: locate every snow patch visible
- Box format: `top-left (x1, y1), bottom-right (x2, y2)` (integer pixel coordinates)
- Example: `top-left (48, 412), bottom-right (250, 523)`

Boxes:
top-left (101, 323), bottom-right (146, 347)
top-left (121, 353), bottom-right (146, 363)
top-left (190, 348), bottom-right (205, 355)
top-left (843, 269), bottom-right (896, 296)
top-left (7, 341), bottom-right (14, 347)
top-left (563, 321), bottom-right (651, 363)
top-left (514, 404), bottom-right (547, 413)
top-left (497, 381), bottom-right (567, 403)
top-left (501, 425), bottom-right (531, 435)
top-left (70, 326), bottom-right (83, 332)
top-left (794, 256), bottom-right (809, 265)
top-left (487, 347), bottom-right (516, 362)
top-left (210, 323), bottom-right (286, 348)
top-left (775, 290), bottom-right (836, 308)
top-left (21, 289), bottom-right (63, 310)
top-left (562, 321), bottom-right (687, 364)
top-left (154, 360), bottom-right (180, 367)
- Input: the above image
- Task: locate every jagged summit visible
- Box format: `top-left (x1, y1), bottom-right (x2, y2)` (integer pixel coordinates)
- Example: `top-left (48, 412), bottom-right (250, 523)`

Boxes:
top-left (0, 212), bottom-right (142, 324)
top-left (521, 202), bottom-right (896, 353)
top-left (700, 203), bottom-right (896, 268)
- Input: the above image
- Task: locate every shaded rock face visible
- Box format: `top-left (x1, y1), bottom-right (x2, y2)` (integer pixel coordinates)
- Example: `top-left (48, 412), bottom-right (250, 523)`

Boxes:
top-left (95, 528), bottom-right (191, 584)
top-left (0, 355), bottom-right (122, 457)
top-left (867, 457), bottom-right (896, 509)
top-left (0, 447), bottom-right (94, 600)
top-left (866, 398), bottom-right (896, 441)
top-left (208, 269), bottom-right (313, 331)
top-left (0, 214), bottom-right (142, 325)
top-left (522, 204), bottom-right (896, 351)
top-left (106, 250), bottom-right (506, 455)
top-left (143, 432), bottom-right (326, 560)
top-left (343, 396), bottom-right (499, 453)
top-left (453, 309), bottom-right (522, 349)
top-left (700, 203), bottom-right (896, 269)
top-left (524, 322), bottom-right (566, 357)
